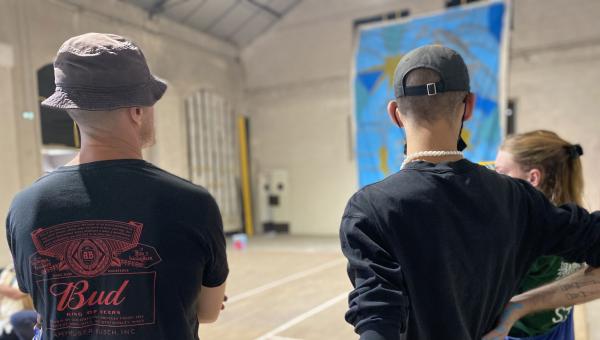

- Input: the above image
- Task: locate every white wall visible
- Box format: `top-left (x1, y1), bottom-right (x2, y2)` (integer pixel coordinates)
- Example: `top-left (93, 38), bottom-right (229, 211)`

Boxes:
top-left (242, 0), bottom-right (600, 236)
top-left (0, 0), bottom-right (245, 265)
top-left (0, 43), bottom-right (21, 256)
top-left (509, 0), bottom-right (600, 211)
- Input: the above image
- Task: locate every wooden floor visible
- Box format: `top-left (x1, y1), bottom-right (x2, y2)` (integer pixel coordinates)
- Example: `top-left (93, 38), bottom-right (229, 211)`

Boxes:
top-left (199, 235), bottom-right (594, 340)
top-left (199, 235), bottom-right (355, 340)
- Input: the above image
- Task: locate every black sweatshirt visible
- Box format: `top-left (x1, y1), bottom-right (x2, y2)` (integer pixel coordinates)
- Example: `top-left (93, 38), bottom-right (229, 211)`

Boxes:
top-left (340, 160), bottom-right (600, 340)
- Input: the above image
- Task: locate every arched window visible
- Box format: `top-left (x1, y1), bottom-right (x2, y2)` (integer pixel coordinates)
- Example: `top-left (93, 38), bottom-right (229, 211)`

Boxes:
top-left (186, 90), bottom-right (242, 233)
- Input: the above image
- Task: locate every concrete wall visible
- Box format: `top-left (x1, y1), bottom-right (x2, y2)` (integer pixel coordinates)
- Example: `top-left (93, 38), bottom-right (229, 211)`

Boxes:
top-left (242, 0), bottom-right (600, 237)
top-left (0, 0), bottom-right (245, 265)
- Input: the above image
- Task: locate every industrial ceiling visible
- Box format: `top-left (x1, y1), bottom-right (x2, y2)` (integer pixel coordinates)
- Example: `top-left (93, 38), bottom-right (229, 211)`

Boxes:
top-left (120, 0), bottom-right (301, 46)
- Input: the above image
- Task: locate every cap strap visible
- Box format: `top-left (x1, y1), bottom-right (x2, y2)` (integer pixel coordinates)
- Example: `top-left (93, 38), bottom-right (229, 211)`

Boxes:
top-left (400, 81), bottom-right (445, 97)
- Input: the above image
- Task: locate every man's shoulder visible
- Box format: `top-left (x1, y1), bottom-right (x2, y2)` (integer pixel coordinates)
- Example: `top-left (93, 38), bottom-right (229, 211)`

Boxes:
top-left (344, 172), bottom-right (419, 218)
top-left (147, 165), bottom-right (209, 194)
top-left (356, 170), bottom-right (432, 200)
top-left (143, 165), bottom-right (217, 207)
top-left (9, 172), bottom-right (59, 209)
top-left (354, 163), bottom-right (528, 205)
top-left (10, 165), bottom-right (215, 213)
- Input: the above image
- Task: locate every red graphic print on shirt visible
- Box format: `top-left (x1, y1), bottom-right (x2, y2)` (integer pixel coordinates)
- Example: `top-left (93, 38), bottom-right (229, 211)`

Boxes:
top-left (29, 220), bottom-right (161, 334)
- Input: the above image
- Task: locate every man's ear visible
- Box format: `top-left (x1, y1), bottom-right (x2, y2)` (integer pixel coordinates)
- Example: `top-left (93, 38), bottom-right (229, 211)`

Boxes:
top-left (387, 100), bottom-right (404, 128)
top-left (128, 107), bottom-right (144, 127)
top-left (527, 168), bottom-right (542, 188)
top-left (463, 93), bottom-right (476, 122)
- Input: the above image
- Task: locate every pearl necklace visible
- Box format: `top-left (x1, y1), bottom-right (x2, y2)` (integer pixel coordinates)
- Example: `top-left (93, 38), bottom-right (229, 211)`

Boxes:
top-left (401, 150), bottom-right (464, 169)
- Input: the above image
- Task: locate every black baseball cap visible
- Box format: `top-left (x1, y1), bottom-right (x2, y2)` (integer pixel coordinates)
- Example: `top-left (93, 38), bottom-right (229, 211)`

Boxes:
top-left (394, 45), bottom-right (470, 98)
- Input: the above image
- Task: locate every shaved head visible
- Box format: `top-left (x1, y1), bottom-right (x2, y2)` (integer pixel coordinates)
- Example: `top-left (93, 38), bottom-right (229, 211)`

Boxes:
top-left (67, 108), bottom-right (126, 130)
top-left (67, 107), bottom-right (155, 148)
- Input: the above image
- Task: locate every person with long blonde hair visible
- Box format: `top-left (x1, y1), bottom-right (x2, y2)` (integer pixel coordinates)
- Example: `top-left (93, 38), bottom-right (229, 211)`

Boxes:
top-left (494, 130), bottom-right (585, 339)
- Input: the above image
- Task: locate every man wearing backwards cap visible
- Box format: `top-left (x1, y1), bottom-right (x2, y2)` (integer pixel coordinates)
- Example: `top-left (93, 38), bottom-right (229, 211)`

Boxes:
top-left (339, 45), bottom-right (600, 339)
top-left (6, 33), bottom-right (228, 339)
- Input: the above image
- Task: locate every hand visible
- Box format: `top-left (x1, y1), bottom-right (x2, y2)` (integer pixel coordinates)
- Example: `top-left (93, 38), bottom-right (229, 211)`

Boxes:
top-left (221, 295), bottom-right (228, 310)
top-left (0, 285), bottom-right (26, 300)
top-left (5, 290), bottom-right (25, 300)
top-left (482, 301), bottom-right (525, 340)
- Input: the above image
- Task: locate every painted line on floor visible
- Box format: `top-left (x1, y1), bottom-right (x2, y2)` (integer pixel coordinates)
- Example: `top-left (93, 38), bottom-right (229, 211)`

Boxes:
top-left (227, 258), bottom-right (346, 304)
top-left (254, 292), bottom-right (348, 340)
top-left (245, 247), bottom-right (341, 254)
top-left (574, 305), bottom-right (588, 340)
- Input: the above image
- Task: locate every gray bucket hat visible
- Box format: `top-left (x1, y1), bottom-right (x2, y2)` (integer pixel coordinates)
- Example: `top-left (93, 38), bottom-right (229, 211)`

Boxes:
top-left (42, 32), bottom-right (167, 111)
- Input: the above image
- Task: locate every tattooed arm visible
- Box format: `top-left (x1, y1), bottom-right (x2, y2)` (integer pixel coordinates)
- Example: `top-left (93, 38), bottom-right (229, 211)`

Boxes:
top-left (482, 265), bottom-right (600, 339)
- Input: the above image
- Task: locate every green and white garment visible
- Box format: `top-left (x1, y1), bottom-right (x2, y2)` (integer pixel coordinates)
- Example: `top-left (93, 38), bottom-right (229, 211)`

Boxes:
top-left (509, 256), bottom-right (582, 337)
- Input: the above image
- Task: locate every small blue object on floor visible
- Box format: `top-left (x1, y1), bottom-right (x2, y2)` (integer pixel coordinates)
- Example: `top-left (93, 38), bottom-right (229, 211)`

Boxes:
top-left (9, 310), bottom-right (37, 340)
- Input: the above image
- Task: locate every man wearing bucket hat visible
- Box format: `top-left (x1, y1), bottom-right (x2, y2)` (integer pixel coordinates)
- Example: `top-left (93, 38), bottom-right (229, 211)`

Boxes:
top-left (6, 33), bottom-right (228, 339)
top-left (339, 45), bottom-right (600, 339)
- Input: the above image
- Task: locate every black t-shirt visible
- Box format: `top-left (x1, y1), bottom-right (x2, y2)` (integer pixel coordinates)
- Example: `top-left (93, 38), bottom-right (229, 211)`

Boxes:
top-left (6, 159), bottom-right (228, 340)
top-left (340, 159), bottom-right (600, 340)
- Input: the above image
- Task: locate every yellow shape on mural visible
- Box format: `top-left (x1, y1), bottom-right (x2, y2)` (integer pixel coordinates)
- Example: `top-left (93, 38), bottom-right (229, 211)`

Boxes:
top-left (379, 147), bottom-right (390, 176)
top-left (382, 55), bottom-right (403, 87)
top-left (461, 127), bottom-right (471, 146)
top-left (479, 161), bottom-right (496, 170)
top-left (361, 54), bottom-right (403, 91)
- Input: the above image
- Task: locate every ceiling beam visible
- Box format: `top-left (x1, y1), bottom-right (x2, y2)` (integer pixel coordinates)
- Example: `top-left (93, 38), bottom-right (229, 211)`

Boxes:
top-left (246, 0), bottom-right (282, 18)
top-left (164, 0), bottom-right (192, 10)
top-left (181, 0), bottom-right (208, 23)
top-left (206, 0), bottom-right (242, 31)
top-left (149, 0), bottom-right (169, 17)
